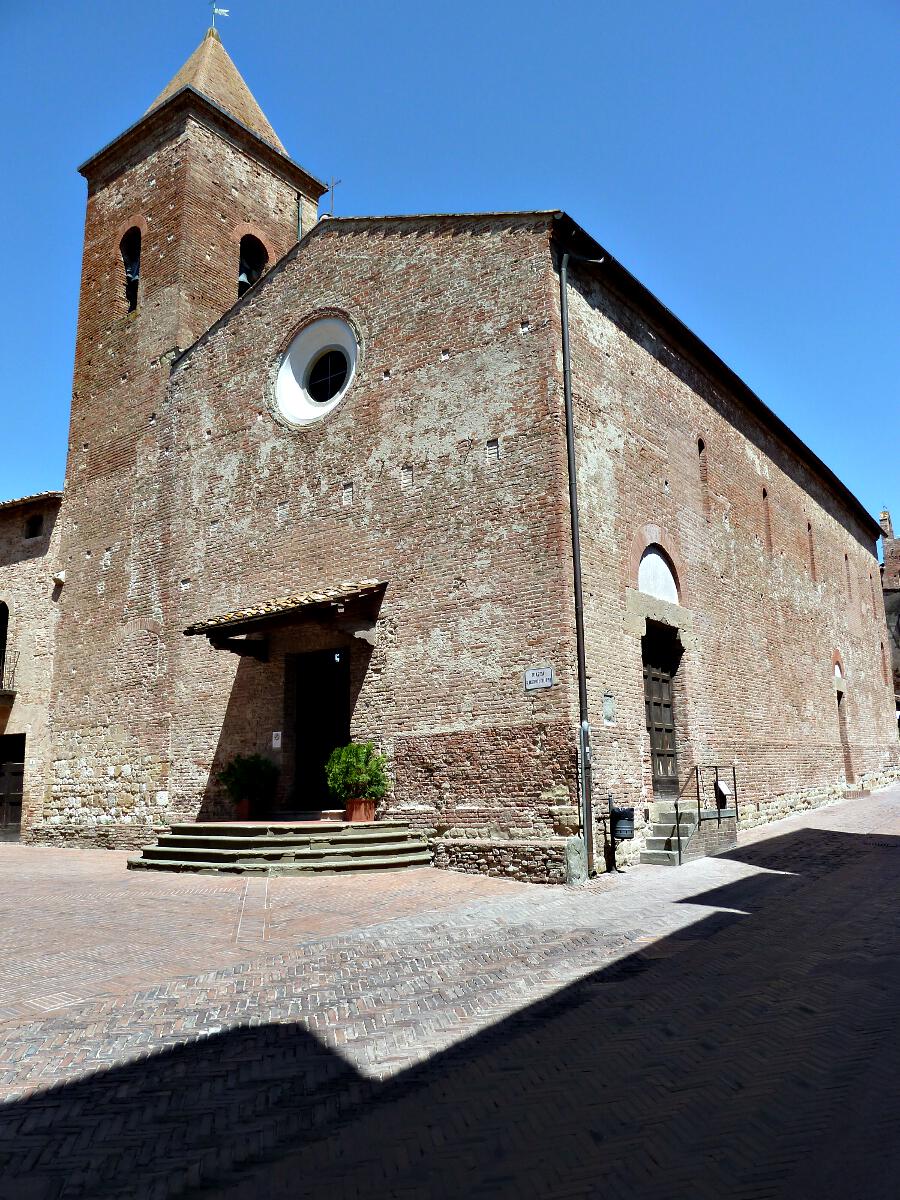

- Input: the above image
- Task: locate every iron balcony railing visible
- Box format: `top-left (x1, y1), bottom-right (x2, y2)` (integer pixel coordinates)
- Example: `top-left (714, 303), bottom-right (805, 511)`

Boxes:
top-left (0, 650), bottom-right (18, 693)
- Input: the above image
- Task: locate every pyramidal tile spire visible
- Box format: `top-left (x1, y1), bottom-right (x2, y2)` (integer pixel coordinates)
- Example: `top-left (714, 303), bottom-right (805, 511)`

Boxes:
top-left (145, 28), bottom-right (286, 153)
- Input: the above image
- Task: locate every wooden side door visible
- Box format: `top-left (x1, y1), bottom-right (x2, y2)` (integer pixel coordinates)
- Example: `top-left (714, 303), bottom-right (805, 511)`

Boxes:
top-left (0, 760), bottom-right (23, 836)
top-left (643, 662), bottom-right (678, 796)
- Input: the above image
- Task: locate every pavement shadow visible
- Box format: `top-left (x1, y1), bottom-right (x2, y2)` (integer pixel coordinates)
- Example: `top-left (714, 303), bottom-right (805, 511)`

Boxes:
top-left (0, 828), bottom-right (897, 1199)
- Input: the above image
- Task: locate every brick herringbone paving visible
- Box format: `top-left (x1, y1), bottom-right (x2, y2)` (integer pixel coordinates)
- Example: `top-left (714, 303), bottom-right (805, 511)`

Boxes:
top-left (0, 789), bottom-right (898, 1199)
top-left (0, 850), bottom-right (517, 1021)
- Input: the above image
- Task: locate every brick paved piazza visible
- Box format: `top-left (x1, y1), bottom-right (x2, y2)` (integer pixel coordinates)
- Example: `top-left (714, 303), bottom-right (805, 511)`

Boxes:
top-left (1, 788), bottom-right (898, 1199)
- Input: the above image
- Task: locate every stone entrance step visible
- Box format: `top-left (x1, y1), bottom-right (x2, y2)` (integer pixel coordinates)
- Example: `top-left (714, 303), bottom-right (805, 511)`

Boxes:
top-left (640, 809), bottom-right (695, 866)
top-left (645, 832), bottom-right (693, 852)
top-left (651, 810), bottom-right (697, 829)
top-left (640, 806), bottom-right (738, 866)
top-left (269, 810), bottom-right (345, 822)
top-left (127, 819), bottom-right (432, 876)
top-left (639, 848), bottom-right (680, 867)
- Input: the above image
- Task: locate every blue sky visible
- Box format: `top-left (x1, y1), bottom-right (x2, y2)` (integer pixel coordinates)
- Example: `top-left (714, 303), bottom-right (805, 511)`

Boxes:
top-left (1, 0), bottom-right (897, 536)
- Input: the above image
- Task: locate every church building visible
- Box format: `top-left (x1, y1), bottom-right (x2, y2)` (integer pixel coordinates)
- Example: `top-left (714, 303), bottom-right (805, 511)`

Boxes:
top-left (1, 30), bottom-right (897, 880)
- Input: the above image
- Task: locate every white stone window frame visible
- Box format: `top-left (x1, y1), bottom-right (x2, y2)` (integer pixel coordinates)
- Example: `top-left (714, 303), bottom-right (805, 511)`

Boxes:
top-left (271, 312), bottom-right (362, 429)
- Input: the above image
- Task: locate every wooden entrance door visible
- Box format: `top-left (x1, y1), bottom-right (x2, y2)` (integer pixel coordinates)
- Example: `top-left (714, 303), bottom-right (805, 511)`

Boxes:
top-left (0, 734), bottom-right (25, 839)
top-left (643, 659), bottom-right (678, 797)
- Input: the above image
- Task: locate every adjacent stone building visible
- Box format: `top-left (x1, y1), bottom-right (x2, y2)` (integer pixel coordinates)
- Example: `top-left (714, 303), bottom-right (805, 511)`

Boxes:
top-left (879, 510), bottom-right (900, 725)
top-left (0, 493), bottom-right (62, 838)
top-left (1, 29), bottom-right (897, 876)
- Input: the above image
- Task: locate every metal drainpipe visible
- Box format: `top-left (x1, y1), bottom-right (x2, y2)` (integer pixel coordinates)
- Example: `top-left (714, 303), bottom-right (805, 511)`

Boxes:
top-left (559, 249), bottom-right (605, 875)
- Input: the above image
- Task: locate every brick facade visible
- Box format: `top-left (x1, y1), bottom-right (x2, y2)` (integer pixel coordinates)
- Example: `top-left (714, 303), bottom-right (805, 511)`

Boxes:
top-left (32, 38), bottom-right (324, 848)
top-left (562, 256), bottom-right (899, 857)
top-left (161, 217), bottom-right (580, 856)
top-left (6, 33), bottom-right (898, 876)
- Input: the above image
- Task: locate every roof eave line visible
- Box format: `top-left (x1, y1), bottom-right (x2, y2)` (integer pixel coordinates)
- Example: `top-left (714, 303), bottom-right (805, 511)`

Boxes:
top-left (78, 86), bottom-right (326, 195)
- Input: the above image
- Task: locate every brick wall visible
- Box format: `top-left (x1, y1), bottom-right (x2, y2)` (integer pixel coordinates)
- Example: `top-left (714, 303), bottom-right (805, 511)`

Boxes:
top-left (0, 498), bottom-right (62, 831)
top-left (34, 98), bottom-right (318, 845)
top-left (563, 257), bottom-right (899, 858)
top-left (683, 814), bottom-right (738, 862)
top-left (163, 217), bottom-right (581, 848)
top-left (881, 511), bottom-right (900, 590)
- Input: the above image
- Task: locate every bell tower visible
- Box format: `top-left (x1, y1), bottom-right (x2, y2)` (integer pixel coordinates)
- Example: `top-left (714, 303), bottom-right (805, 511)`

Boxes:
top-left (43, 31), bottom-right (326, 839)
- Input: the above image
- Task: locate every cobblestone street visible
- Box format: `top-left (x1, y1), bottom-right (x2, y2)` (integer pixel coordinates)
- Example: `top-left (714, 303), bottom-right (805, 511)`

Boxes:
top-left (1, 787), bottom-right (898, 1199)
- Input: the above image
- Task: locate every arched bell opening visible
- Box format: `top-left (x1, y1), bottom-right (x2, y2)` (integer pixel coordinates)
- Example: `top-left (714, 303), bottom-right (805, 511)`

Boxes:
top-left (237, 234), bottom-right (269, 298)
top-left (119, 227), bottom-right (141, 313)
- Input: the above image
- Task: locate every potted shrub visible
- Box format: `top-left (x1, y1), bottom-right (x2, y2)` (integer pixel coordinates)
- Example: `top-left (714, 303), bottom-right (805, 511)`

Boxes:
top-left (325, 742), bottom-right (387, 823)
top-left (217, 753), bottom-right (279, 820)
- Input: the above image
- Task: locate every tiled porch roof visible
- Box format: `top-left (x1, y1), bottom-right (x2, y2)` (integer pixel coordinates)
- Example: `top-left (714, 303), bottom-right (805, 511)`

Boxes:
top-left (0, 490), bottom-right (63, 513)
top-left (184, 580), bottom-right (386, 637)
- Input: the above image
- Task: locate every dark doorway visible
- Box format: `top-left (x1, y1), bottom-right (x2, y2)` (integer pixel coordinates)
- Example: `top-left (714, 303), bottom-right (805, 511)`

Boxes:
top-left (0, 733), bottom-right (25, 840)
top-left (642, 624), bottom-right (681, 798)
top-left (291, 649), bottom-right (351, 811)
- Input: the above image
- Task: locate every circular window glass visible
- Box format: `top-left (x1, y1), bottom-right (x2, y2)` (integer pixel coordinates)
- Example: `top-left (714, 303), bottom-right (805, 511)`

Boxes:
top-left (307, 349), bottom-right (349, 404)
top-left (274, 316), bottom-right (358, 425)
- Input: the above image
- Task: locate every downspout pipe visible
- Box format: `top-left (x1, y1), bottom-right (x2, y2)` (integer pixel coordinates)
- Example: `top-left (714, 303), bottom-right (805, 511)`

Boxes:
top-left (558, 248), bottom-right (605, 875)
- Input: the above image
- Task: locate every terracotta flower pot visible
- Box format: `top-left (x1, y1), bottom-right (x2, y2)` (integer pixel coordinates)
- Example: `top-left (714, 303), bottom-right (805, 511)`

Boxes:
top-left (344, 797), bottom-right (376, 823)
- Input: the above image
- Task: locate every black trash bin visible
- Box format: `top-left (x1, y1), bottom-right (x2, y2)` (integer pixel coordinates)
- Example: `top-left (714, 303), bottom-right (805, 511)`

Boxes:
top-left (610, 805), bottom-right (635, 840)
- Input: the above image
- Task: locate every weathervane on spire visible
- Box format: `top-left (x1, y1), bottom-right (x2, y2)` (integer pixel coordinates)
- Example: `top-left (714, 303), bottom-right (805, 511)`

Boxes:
top-left (210, 2), bottom-right (230, 29)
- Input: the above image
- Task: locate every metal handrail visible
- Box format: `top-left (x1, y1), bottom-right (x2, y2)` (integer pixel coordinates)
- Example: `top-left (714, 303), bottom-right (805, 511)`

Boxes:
top-left (695, 763), bottom-right (739, 827)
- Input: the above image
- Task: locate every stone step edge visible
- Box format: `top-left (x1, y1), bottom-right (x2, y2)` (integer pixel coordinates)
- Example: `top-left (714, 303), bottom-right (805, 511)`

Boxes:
top-left (136, 839), bottom-right (428, 860)
top-left (166, 820), bottom-right (411, 835)
top-left (126, 851), bottom-right (433, 874)
top-left (639, 850), bottom-right (680, 866)
top-left (155, 829), bottom-right (420, 847)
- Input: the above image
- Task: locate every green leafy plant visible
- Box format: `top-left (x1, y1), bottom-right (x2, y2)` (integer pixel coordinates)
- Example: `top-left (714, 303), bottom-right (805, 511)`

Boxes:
top-left (325, 742), bottom-right (388, 803)
top-left (217, 753), bottom-right (279, 815)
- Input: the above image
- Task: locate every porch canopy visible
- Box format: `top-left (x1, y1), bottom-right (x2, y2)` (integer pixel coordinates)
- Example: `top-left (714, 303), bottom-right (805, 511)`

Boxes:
top-left (183, 579), bottom-right (386, 659)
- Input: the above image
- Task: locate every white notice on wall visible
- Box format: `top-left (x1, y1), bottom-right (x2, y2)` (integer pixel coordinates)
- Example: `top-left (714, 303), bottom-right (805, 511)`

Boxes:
top-left (272, 731), bottom-right (282, 750)
top-left (524, 666), bottom-right (554, 691)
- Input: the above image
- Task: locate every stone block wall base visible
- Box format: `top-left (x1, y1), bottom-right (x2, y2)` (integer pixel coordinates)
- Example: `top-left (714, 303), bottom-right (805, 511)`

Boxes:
top-left (431, 838), bottom-right (567, 885)
top-left (737, 771), bottom-right (899, 832)
top-left (24, 824), bottom-right (166, 851)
